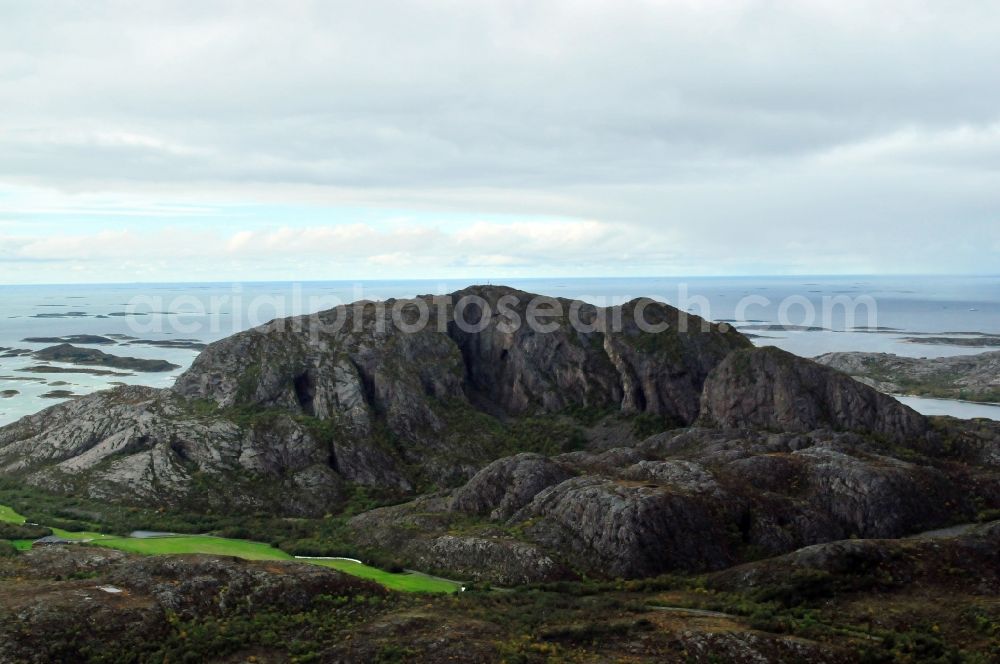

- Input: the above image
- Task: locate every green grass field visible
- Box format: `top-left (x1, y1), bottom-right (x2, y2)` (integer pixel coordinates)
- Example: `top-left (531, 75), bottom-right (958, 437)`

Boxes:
top-left (88, 537), bottom-right (459, 592)
top-left (1, 502), bottom-right (114, 542)
top-left (0, 504), bottom-right (460, 593)
top-left (91, 535), bottom-right (292, 560)
top-left (1, 504), bottom-right (33, 550)
top-left (307, 558), bottom-right (460, 593)
top-left (0, 504), bottom-right (25, 523)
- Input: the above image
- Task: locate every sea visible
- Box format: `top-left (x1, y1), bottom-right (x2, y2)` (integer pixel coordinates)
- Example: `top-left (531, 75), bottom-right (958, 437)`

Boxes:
top-left (1, 275), bottom-right (999, 426)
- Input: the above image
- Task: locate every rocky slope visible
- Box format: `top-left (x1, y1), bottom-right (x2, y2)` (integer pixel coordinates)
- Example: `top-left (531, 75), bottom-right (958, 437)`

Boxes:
top-left (707, 519), bottom-right (1000, 596)
top-left (815, 350), bottom-right (1000, 403)
top-left (0, 385), bottom-right (385, 515)
top-left (352, 422), bottom-right (1000, 583)
top-left (0, 547), bottom-right (386, 664)
top-left (3, 285), bottom-right (1000, 661)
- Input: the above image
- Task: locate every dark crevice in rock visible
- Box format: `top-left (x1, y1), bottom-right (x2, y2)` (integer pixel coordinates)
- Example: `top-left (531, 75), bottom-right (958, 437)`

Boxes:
top-left (348, 357), bottom-right (379, 415)
top-left (169, 438), bottom-right (190, 463)
top-left (633, 381), bottom-right (648, 413)
top-left (293, 371), bottom-right (316, 417)
top-left (445, 321), bottom-right (484, 390)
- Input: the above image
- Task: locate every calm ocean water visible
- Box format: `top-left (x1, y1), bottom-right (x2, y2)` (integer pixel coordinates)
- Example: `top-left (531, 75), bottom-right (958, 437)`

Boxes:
top-left (1, 276), bottom-right (998, 425)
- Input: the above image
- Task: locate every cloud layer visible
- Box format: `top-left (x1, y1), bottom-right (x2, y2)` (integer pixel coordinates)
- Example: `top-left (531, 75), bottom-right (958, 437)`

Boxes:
top-left (0, 217), bottom-right (672, 282)
top-left (1, 0), bottom-right (998, 281)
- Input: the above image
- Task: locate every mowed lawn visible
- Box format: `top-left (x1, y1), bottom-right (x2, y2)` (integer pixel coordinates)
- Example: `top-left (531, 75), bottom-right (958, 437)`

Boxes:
top-left (92, 535), bottom-right (291, 560)
top-left (2, 504), bottom-right (460, 593)
top-left (0, 504), bottom-right (25, 523)
top-left (95, 537), bottom-right (460, 592)
top-left (307, 558), bottom-right (460, 593)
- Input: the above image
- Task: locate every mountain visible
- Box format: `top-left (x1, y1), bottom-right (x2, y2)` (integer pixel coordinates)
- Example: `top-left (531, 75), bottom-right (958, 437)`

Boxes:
top-left (1, 285), bottom-right (998, 585)
top-left (0, 286), bottom-right (748, 513)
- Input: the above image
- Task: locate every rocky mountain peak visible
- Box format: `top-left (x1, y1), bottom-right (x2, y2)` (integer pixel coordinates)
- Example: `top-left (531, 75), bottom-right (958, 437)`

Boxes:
top-left (172, 285), bottom-right (751, 429)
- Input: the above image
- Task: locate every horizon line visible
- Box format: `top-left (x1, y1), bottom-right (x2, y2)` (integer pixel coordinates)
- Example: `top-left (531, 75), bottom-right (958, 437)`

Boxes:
top-left (3, 273), bottom-right (1000, 288)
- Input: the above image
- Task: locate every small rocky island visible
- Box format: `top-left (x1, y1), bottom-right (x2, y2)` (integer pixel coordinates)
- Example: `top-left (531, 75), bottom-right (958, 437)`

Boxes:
top-left (816, 350), bottom-right (1000, 404)
top-left (30, 343), bottom-right (180, 373)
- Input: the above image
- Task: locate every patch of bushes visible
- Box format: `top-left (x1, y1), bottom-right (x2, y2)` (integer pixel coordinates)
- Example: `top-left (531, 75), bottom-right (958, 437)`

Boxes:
top-left (0, 522), bottom-right (52, 540)
top-left (976, 508), bottom-right (1000, 523)
top-left (434, 399), bottom-right (589, 461)
top-left (631, 412), bottom-right (682, 439)
top-left (563, 403), bottom-right (616, 427)
top-left (752, 569), bottom-right (836, 606)
top-left (540, 618), bottom-right (651, 642)
top-left (0, 478), bottom-right (402, 561)
top-left (858, 626), bottom-right (960, 663)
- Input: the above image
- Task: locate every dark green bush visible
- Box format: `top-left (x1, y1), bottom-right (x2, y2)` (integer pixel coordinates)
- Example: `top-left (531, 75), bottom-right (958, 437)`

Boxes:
top-left (0, 539), bottom-right (17, 557)
top-left (0, 522), bottom-right (52, 540)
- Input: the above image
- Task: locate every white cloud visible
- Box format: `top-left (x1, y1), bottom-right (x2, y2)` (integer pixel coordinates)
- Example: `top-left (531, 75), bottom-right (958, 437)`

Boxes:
top-left (0, 0), bottom-right (998, 280)
top-left (0, 218), bottom-right (661, 280)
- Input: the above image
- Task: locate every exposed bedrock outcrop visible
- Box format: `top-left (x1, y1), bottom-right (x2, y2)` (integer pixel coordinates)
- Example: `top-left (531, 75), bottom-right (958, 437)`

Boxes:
top-left (450, 453), bottom-right (575, 520)
top-left (348, 493), bottom-right (572, 586)
top-left (0, 385), bottom-right (408, 515)
top-left (707, 520), bottom-right (1000, 596)
top-left (370, 426), bottom-right (999, 581)
top-left (511, 475), bottom-right (737, 577)
top-left (699, 346), bottom-right (929, 442)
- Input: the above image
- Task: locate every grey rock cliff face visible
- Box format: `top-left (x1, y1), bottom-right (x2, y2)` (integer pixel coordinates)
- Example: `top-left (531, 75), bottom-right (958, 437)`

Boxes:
top-left (172, 302), bottom-right (467, 442)
top-left (699, 346), bottom-right (928, 442)
top-left (439, 287), bottom-right (750, 422)
top-left (502, 430), bottom-right (961, 577)
top-left (173, 285), bottom-right (749, 426)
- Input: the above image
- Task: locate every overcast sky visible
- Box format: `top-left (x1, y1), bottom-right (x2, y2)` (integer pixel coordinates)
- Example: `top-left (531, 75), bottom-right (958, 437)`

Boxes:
top-left (1, 0), bottom-right (998, 284)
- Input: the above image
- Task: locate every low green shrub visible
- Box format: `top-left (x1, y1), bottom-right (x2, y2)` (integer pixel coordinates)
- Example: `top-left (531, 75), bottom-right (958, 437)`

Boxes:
top-left (0, 522), bottom-right (52, 540)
